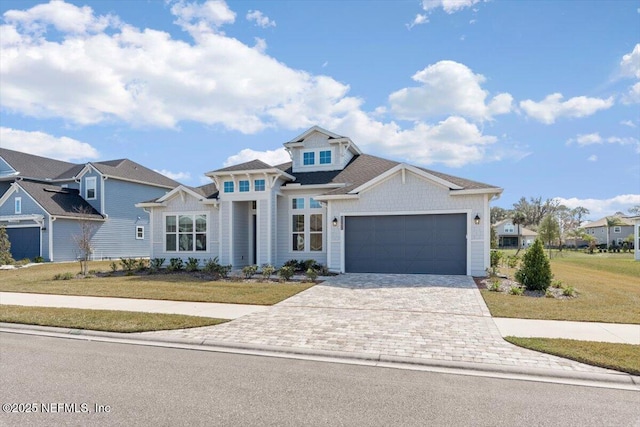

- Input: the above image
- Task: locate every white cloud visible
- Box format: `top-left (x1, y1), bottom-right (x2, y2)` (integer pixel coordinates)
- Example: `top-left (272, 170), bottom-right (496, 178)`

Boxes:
top-left (567, 132), bottom-right (640, 152)
top-left (620, 120), bottom-right (636, 128)
top-left (388, 61), bottom-right (513, 121)
top-left (153, 169), bottom-right (191, 181)
top-left (554, 195), bottom-right (640, 219)
top-left (567, 133), bottom-right (602, 146)
top-left (406, 14), bottom-right (428, 29)
top-left (421, 0), bottom-right (486, 14)
top-left (620, 44), bottom-right (640, 79)
top-left (224, 147), bottom-right (290, 167)
top-left (622, 81), bottom-right (640, 104)
top-left (170, 0), bottom-right (236, 37)
top-left (520, 93), bottom-right (614, 124)
top-left (0, 1), bottom-right (512, 170)
top-left (246, 10), bottom-right (276, 28)
top-left (2, 0), bottom-right (120, 34)
top-left (0, 127), bottom-right (99, 161)
top-left (587, 155), bottom-right (597, 162)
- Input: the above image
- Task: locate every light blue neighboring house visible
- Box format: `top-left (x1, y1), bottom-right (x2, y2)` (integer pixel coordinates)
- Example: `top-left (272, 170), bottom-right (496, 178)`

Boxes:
top-left (138, 126), bottom-right (503, 276)
top-left (0, 148), bottom-right (179, 262)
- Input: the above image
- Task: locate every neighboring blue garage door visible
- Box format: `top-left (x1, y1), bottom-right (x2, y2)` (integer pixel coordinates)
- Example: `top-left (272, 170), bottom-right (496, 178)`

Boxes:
top-left (6, 227), bottom-right (41, 261)
top-left (345, 214), bottom-right (467, 275)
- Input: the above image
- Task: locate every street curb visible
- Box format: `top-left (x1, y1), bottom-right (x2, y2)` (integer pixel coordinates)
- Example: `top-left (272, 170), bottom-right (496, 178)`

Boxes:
top-left (2, 322), bottom-right (638, 389)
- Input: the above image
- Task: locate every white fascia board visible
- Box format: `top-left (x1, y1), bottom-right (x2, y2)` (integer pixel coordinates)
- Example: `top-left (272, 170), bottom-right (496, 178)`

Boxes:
top-left (450, 187), bottom-right (503, 196)
top-left (205, 168), bottom-right (295, 182)
top-left (74, 163), bottom-right (99, 180)
top-left (135, 202), bottom-right (166, 208)
top-left (52, 215), bottom-right (105, 222)
top-left (281, 183), bottom-right (345, 191)
top-left (287, 126), bottom-right (345, 143)
top-left (156, 185), bottom-right (203, 203)
top-left (101, 176), bottom-right (176, 190)
top-left (348, 164), bottom-right (462, 195)
top-left (0, 214), bottom-right (45, 223)
top-left (313, 194), bottom-right (359, 201)
top-left (0, 183), bottom-right (18, 207)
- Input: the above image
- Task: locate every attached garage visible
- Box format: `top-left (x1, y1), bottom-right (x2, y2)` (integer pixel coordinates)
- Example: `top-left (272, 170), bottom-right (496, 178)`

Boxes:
top-left (344, 213), bottom-right (467, 275)
top-left (6, 227), bottom-right (41, 261)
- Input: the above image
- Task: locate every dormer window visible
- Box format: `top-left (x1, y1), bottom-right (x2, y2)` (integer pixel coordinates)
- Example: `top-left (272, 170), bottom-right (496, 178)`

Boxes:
top-left (85, 177), bottom-right (97, 200)
top-left (319, 150), bottom-right (331, 164)
top-left (303, 152), bottom-right (315, 165)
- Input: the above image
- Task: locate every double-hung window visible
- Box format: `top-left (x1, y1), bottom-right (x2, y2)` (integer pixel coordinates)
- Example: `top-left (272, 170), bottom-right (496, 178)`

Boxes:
top-left (85, 177), bottom-right (97, 200)
top-left (613, 226), bottom-right (621, 233)
top-left (165, 214), bottom-right (207, 252)
top-left (136, 226), bottom-right (144, 240)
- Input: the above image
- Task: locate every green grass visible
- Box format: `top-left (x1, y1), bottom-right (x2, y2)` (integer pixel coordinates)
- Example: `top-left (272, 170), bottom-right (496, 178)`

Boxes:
top-left (0, 261), bottom-right (313, 305)
top-left (0, 305), bottom-right (227, 333)
top-left (482, 251), bottom-right (640, 324)
top-left (505, 337), bottom-right (640, 376)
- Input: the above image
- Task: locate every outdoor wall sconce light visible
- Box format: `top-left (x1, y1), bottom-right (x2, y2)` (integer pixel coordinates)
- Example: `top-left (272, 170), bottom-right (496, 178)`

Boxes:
top-left (332, 217), bottom-right (338, 227)
top-left (474, 214), bottom-right (481, 225)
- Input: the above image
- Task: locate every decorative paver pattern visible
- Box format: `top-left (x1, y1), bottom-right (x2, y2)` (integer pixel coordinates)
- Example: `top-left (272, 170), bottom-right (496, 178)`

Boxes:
top-left (144, 274), bottom-right (611, 373)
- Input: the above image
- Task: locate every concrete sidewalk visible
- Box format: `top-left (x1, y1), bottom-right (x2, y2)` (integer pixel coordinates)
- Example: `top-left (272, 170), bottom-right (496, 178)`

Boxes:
top-left (1, 291), bottom-right (639, 344)
top-left (0, 292), bottom-right (267, 319)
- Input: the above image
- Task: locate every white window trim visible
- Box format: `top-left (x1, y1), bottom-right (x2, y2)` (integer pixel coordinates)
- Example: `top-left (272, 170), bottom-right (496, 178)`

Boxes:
top-left (613, 226), bottom-right (621, 233)
top-left (223, 181), bottom-right (234, 193)
top-left (301, 149), bottom-right (334, 167)
top-left (85, 176), bottom-right (97, 200)
top-left (254, 179), bottom-right (266, 192)
top-left (163, 212), bottom-right (209, 253)
top-left (136, 226), bottom-right (144, 240)
top-left (504, 223), bottom-right (514, 233)
top-left (289, 196), bottom-right (325, 253)
top-left (238, 179), bottom-right (250, 192)
top-left (14, 197), bottom-right (21, 214)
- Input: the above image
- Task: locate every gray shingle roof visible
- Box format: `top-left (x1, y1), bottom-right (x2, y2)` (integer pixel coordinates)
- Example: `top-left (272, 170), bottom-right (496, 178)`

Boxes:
top-left (0, 148), bottom-right (77, 181)
top-left (192, 182), bottom-right (219, 199)
top-left (91, 159), bottom-right (179, 189)
top-left (209, 159), bottom-right (275, 173)
top-left (0, 148), bottom-right (180, 188)
top-left (18, 180), bottom-right (104, 219)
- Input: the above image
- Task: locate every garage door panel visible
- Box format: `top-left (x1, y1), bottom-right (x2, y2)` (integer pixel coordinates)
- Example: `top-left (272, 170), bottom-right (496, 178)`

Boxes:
top-left (6, 227), bottom-right (41, 261)
top-left (345, 214), bottom-right (466, 275)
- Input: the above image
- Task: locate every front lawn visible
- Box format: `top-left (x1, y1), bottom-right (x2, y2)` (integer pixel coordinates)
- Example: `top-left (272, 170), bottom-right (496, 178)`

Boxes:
top-left (0, 261), bottom-right (314, 305)
top-left (481, 251), bottom-right (640, 324)
top-left (0, 305), bottom-right (227, 333)
top-left (505, 337), bottom-right (640, 376)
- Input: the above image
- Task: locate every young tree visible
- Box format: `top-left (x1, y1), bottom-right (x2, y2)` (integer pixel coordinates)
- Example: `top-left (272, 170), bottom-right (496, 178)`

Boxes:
top-left (538, 214), bottom-right (560, 257)
top-left (72, 207), bottom-right (99, 275)
top-left (512, 211), bottom-right (526, 254)
top-left (515, 239), bottom-right (552, 291)
top-left (0, 226), bottom-right (14, 265)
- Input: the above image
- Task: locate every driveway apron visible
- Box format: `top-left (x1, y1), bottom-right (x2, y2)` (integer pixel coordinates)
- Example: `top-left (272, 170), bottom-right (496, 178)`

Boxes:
top-left (144, 274), bottom-right (611, 373)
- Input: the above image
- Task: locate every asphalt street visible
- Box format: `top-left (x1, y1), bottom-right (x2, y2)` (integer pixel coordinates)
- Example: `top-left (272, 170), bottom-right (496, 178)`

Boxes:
top-left (1, 333), bottom-right (638, 427)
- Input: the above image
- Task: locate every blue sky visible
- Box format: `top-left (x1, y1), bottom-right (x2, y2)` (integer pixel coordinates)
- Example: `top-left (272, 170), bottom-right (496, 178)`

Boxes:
top-left (1, 0), bottom-right (638, 219)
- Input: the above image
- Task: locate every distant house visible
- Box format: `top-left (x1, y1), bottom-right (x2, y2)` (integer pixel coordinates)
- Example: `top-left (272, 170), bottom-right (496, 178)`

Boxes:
top-left (0, 148), bottom-right (179, 262)
top-left (581, 215), bottom-right (634, 247)
top-left (493, 218), bottom-right (537, 248)
top-left (138, 126), bottom-right (503, 276)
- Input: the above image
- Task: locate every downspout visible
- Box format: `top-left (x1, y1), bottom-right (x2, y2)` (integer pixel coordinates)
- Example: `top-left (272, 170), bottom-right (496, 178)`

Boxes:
top-left (48, 216), bottom-right (56, 261)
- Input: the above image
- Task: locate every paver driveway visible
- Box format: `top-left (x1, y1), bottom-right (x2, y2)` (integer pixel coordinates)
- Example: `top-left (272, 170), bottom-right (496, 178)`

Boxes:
top-left (146, 274), bottom-right (610, 373)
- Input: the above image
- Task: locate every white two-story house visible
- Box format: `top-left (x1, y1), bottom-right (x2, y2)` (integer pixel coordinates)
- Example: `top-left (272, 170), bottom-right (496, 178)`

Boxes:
top-left (138, 126), bottom-right (503, 276)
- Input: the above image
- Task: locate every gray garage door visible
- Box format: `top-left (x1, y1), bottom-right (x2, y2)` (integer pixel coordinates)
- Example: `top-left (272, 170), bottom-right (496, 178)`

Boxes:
top-left (6, 227), bottom-right (41, 261)
top-left (345, 214), bottom-right (467, 274)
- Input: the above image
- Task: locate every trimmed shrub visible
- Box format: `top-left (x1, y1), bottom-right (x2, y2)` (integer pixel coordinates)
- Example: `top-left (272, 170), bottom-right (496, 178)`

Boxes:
top-left (168, 258), bottom-right (184, 271)
top-left (242, 265), bottom-right (258, 279)
top-left (305, 268), bottom-right (318, 282)
top-left (278, 265), bottom-right (295, 281)
top-left (515, 239), bottom-right (552, 291)
top-left (261, 264), bottom-right (275, 280)
top-left (186, 257), bottom-right (200, 272)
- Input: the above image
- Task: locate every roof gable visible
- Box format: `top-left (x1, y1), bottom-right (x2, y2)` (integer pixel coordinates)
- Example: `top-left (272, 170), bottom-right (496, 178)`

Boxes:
top-left (16, 181), bottom-right (103, 219)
